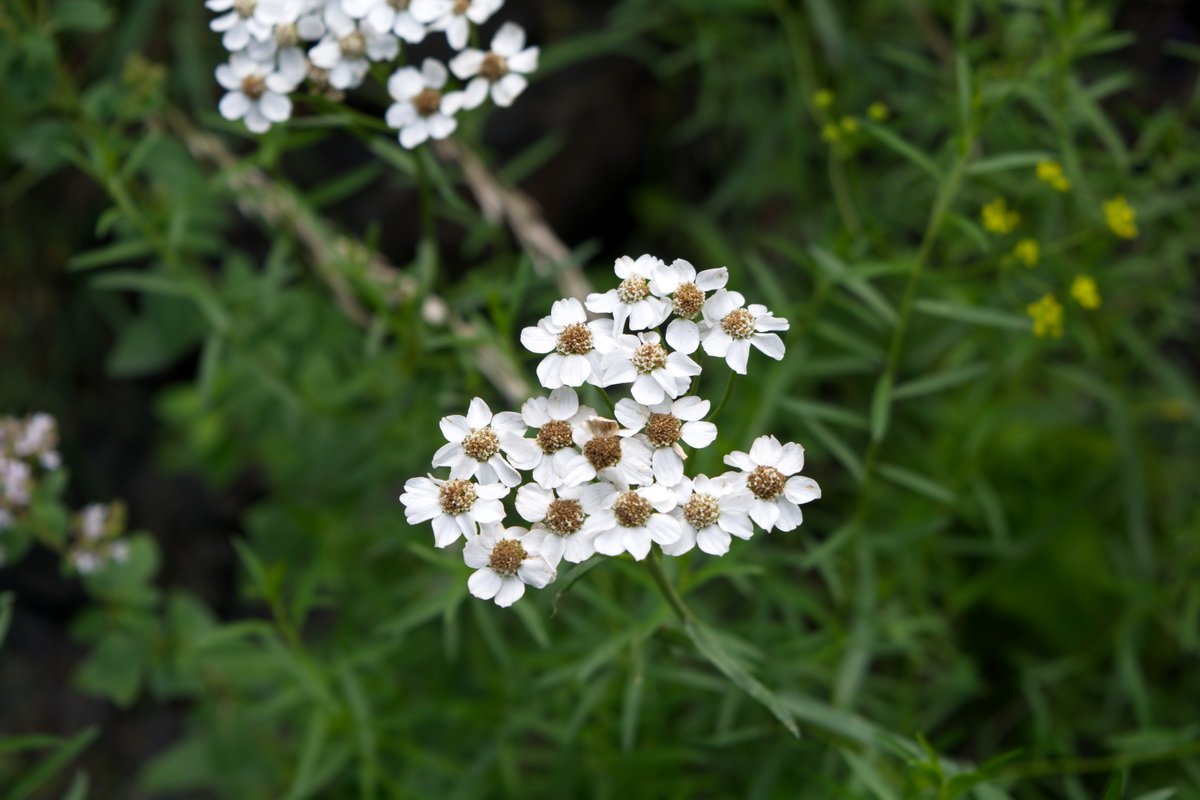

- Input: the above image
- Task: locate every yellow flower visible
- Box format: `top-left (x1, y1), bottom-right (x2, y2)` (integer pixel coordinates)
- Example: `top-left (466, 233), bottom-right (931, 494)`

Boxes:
top-left (839, 115), bottom-right (858, 134)
top-left (867, 102), bottom-right (889, 121)
top-left (1070, 275), bottom-right (1101, 309)
top-left (821, 122), bottom-right (840, 143)
top-left (1013, 238), bottom-right (1039, 268)
top-left (982, 198), bottom-right (1020, 235)
top-left (813, 89), bottom-right (834, 109)
top-left (1027, 293), bottom-right (1064, 338)
top-left (1036, 160), bottom-right (1071, 192)
top-left (1103, 195), bottom-right (1138, 239)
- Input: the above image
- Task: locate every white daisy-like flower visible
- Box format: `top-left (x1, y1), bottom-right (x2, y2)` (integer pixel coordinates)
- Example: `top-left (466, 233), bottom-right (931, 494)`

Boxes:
top-left (308, 2), bottom-right (398, 90)
top-left (615, 396), bottom-right (717, 486)
top-left (519, 388), bottom-right (596, 489)
top-left (216, 52), bottom-right (304, 133)
top-left (700, 289), bottom-right (789, 375)
top-left (409, 0), bottom-right (501, 51)
top-left (399, 475), bottom-right (508, 547)
top-left (1, 457), bottom-right (33, 507)
top-left (13, 413), bottom-right (61, 470)
top-left (432, 397), bottom-right (539, 487)
top-left (520, 298), bottom-right (616, 389)
top-left (79, 503), bottom-right (107, 541)
top-left (580, 482), bottom-right (680, 561)
top-left (245, 4), bottom-right (326, 64)
top-left (342, 0), bottom-right (427, 41)
top-left (208, 0), bottom-right (294, 52)
top-left (602, 330), bottom-right (701, 406)
top-left (464, 524), bottom-right (556, 607)
top-left (586, 254), bottom-right (672, 334)
top-left (662, 474), bottom-right (753, 557)
top-left (649, 259), bottom-right (729, 355)
top-left (515, 484), bottom-right (595, 566)
top-left (573, 416), bottom-right (653, 487)
top-left (723, 435), bottom-right (820, 532)
top-left (449, 21), bottom-right (538, 109)
top-left (385, 58), bottom-right (465, 149)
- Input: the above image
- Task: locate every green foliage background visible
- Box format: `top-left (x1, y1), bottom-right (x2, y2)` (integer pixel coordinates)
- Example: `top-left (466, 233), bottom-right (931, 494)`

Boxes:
top-left (2, 0), bottom-right (1199, 797)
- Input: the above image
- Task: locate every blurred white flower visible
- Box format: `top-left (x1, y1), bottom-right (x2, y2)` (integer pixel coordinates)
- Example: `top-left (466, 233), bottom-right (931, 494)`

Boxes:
top-left (343, 0), bottom-right (427, 41)
top-left (661, 474), bottom-right (753, 557)
top-left (432, 397), bottom-right (538, 487)
top-left (464, 524), bottom-right (556, 607)
top-left (520, 298), bottom-right (615, 390)
top-left (700, 289), bottom-right (789, 374)
top-left (723, 435), bottom-right (819, 532)
top-left (399, 475), bottom-right (508, 547)
top-left (515, 483), bottom-right (595, 566)
top-left (586, 254), bottom-right (672, 333)
top-left (580, 482), bottom-right (680, 561)
top-left (410, 0), bottom-right (502, 50)
top-left (208, 0), bottom-right (295, 52)
top-left (518, 388), bottom-right (595, 489)
top-left (386, 59), bottom-right (465, 149)
top-left (615, 396), bottom-right (716, 486)
top-left (0, 457), bottom-right (32, 507)
top-left (602, 330), bottom-right (700, 406)
top-left (308, 2), bottom-right (399, 89)
top-left (450, 21), bottom-right (538, 109)
top-left (215, 52), bottom-right (305, 133)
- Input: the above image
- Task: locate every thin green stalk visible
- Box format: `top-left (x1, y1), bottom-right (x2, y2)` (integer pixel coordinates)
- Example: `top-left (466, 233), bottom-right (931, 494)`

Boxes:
top-left (415, 147), bottom-right (439, 268)
top-left (706, 369), bottom-right (736, 421)
top-left (596, 386), bottom-right (617, 416)
top-left (643, 550), bottom-right (690, 625)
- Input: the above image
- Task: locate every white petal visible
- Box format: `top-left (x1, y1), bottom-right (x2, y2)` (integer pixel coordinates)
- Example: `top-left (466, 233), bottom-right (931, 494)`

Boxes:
top-left (444, 16), bottom-right (468, 50)
top-left (520, 324), bottom-right (556, 354)
top-left (460, 77), bottom-right (488, 109)
top-left (257, 91), bottom-right (292, 122)
top-left (388, 66), bottom-right (425, 101)
top-left (468, 568), bottom-right (503, 599)
top-left (727, 339), bottom-right (751, 374)
top-left (400, 119), bottom-right (430, 149)
top-left (751, 332), bottom-right (786, 361)
top-left (773, 500), bottom-right (804, 532)
top-left (385, 101), bottom-right (417, 129)
top-left (748, 435), bottom-right (782, 466)
top-left (421, 57), bottom-right (448, 88)
top-left (440, 415), bottom-right (471, 441)
top-left (215, 64), bottom-right (240, 91)
top-left (696, 527), bottom-right (732, 556)
top-left (218, 91), bottom-right (251, 121)
top-left (517, 556), bottom-right (556, 589)
top-left (521, 396), bottom-right (551, 428)
top-left (784, 476), bottom-right (821, 504)
top-left (493, 576), bottom-right (526, 607)
top-left (680, 420), bottom-right (717, 448)
top-left (614, 398), bottom-right (651, 431)
top-left (426, 113), bottom-right (457, 140)
top-left (449, 48), bottom-right (485, 78)
top-left (665, 319), bottom-right (699, 354)
top-left (695, 267), bottom-right (728, 291)
top-left (490, 73), bottom-right (526, 107)
top-left (546, 387), bottom-right (579, 420)
top-left (490, 20), bottom-right (524, 55)
top-left (515, 484), bottom-right (551, 522)
top-left (652, 448), bottom-right (684, 486)
top-left (776, 443), bottom-right (805, 475)
top-left (594, 527), bottom-right (625, 557)
top-left (559, 354), bottom-right (591, 387)
top-left (672, 395), bottom-right (709, 421)
top-left (536, 354), bottom-right (565, 389)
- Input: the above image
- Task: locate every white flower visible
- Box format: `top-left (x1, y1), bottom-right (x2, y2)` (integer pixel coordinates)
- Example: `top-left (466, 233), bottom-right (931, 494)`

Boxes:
top-left (386, 59), bottom-right (465, 149)
top-left (308, 2), bottom-right (399, 90)
top-left (700, 289), bottom-right (789, 374)
top-left (586, 254), bottom-right (672, 333)
top-left (464, 524), bottom-right (556, 607)
top-left (0, 457), bottom-right (32, 507)
top-left (215, 52), bottom-right (304, 133)
top-left (208, 0), bottom-right (294, 52)
top-left (409, 0), bottom-right (501, 50)
top-left (615, 396), bottom-right (716, 486)
top-left (245, 4), bottom-right (326, 64)
top-left (432, 397), bottom-right (538, 487)
top-left (649, 259), bottom-right (728, 354)
top-left (580, 482), bottom-right (680, 561)
top-left (518, 388), bottom-right (595, 489)
top-left (399, 475), bottom-right (508, 547)
top-left (662, 475), bottom-right (753, 557)
top-left (79, 504), bottom-right (107, 541)
top-left (572, 416), bottom-right (653, 487)
top-left (723, 435), bottom-right (820, 532)
top-left (520, 298), bottom-right (616, 389)
top-left (13, 413), bottom-right (60, 470)
top-left (342, 0), bottom-right (426, 41)
top-left (515, 484), bottom-right (595, 566)
top-left (602, 330), bottom-right (701, 406)
top-left (450, 21), bottom-right (538, 109)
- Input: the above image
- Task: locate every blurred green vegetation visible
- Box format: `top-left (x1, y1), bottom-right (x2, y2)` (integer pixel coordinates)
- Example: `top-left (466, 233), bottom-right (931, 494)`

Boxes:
top-left (2, 0), bottom-right (1199, 798)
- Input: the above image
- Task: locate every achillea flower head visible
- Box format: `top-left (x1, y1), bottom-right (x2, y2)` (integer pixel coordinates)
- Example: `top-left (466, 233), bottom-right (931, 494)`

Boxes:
top-left (1027, 293), bottom-right (1064, 338)
top-left (451, 21), bottom-right (539, 109)
top-left (464, 524), bottom-right (556, 607)
top-left (700, 290), bottom-right (789, 375)
top-left (723, 436), bottom-right (820, 532)
top-left (662, 474), bottom-right (753, 557)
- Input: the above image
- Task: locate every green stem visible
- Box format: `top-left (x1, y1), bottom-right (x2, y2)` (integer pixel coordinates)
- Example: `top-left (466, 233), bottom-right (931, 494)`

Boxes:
top-left (415, 147), bottom-right (438, 266)
top-left (706, 369), bottom-right (736, 421)
top-left (596, 386), bottom-right (617, 416)
top-left (643, 550), bottom-right (690, 624)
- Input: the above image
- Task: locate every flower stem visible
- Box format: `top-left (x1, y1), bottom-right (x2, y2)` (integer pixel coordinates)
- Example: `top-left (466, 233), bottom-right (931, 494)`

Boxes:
top-left (706, 369), bottom-right (736, 421)
top-left (415, 147), bottom-right (439, 270)
top-left (643, 550), bottom-right (690, 624)
top-left (596, 386), bottom-right (617, 416)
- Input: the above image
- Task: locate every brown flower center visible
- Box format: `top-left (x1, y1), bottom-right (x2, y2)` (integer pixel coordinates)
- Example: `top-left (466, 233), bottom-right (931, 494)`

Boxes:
top-left (462, 427), bottom-right (500, 462)
top-left (536, 420), bottom-right (573, 454)
top-left (339, 31), bottom-right (367, 60)
top-left (721, 308), bottom-right (756, 340)
top-left (413, 88), bottom-right (442, 117)
top-left (644, 413), bottom-right (681, 448)
top-left (388, 0), bottom-right (409, 8)
top-left (617, 275), bottom-right (650, 304)
top-left (583, 436), bottom-right (622, 471)
top-left (746, 465), bottom-right (785, 501)
top-left (452, 0), bottom-right (470, 12)
top-left (543, 499), bottom-right (585, 536)
top-left (437, 478), bottom-right (477, 515)
top-left (488, 539), bottom-right (527, 576)
top-left (631, 343), bottom-right (668, 374)
top-left (672, 283), bottom-right (705, 319)
top-left (480, 52), bottom-right (509, 82)
top-left (683, 493), bottom-right (720, 529)
top-left (555, 322), bottom-right (593, 355)
top-left (613, 491), bottom-right (653, 528)
top-left (275, 22), bottom-right (299, 47)
top-left (233, 0), bottom-right (256, 17)
top-left (240, 74), bottom-right (266, 100)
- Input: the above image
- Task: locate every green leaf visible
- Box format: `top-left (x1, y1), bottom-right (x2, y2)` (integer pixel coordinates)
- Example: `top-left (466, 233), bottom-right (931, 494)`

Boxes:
top-left (869, 373), bottom-right (893, 443)
top-left (861, 119), bottom-right (942, 180)
top-left (892, 363), bottom-right (990, 401)
top-left (876, 463), bottom-right (956, 504)
top-left (1131, 790), bottom-right (1178, 800)
top-left (66, 238), bottom-right (155, 271)
top-left (842, 751), bottom-right (899, 800)
top-left (913, 299), bottom-right (1029, 330)
top-left (73, 631), bottom-right (144, 707)
top-left (0, 592), bottom-right (12, 650)
top-left (619, 638), bottom-right (645, 753)
top-left (50, 0), bottom-right (114, 32)
top-left (1102, 770), bottom-right (1128, 800)
top-left (6, 726), bottom-right (99, 800)
top-left (60, 771), bottom-right (89, 800)
top-left (550, 558), bottom-right (604, 617)
top-left (685, 620), bottom-right (799, 738)
top-left (964, 151), bottom-right (1054, 176)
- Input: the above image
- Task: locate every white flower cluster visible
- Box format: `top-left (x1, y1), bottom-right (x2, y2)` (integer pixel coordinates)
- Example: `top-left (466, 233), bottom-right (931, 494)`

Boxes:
top-left (68, 502), bottom-right (131, 575)
top-left (1, 413), bottom-right (62, 546)
top-left (400, 256), bottom-right (820, 607)
top-left (208, 0), bottom-right (538, 145)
